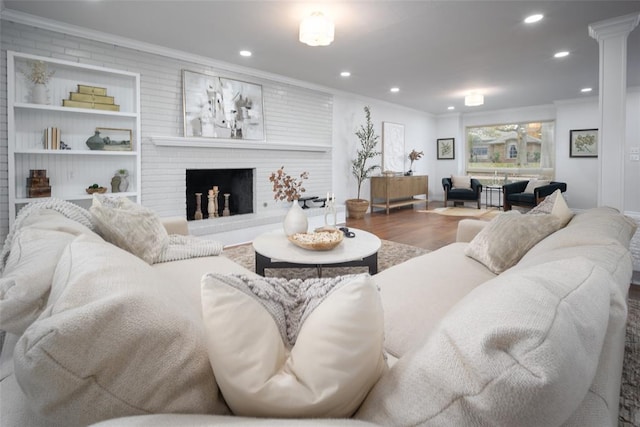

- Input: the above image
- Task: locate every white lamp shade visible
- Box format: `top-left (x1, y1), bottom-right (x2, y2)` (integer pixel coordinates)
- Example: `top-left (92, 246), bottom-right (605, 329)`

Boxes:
top-left (465, 93), bottom-right (484, 106)
top-left (299, 12), bottom-right (335, 47)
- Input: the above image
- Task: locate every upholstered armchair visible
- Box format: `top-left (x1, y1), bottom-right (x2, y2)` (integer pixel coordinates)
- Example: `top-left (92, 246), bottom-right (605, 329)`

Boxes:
top-left (503, 180), bottom-right (567, 211)
top-left (442, 177), bottom-right (483, 209)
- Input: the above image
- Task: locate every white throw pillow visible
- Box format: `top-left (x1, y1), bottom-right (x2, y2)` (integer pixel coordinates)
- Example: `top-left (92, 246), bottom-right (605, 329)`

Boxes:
top-left (356, 257), bottom-right (612, 427)
top-left (200, 273), bottom-right (386, 418)
top-left (464, 211), bottom-right (564, 274)
top-left (90, 195), bottom-right (169, 264)
top-left (524, 179), bottom-right (550, 193)
top-left (450, 175), bottom-right (471, 189)
top-left (13, 235), bottom-right (227, 426)
top-left (528, 189), bottom-right (574, 226)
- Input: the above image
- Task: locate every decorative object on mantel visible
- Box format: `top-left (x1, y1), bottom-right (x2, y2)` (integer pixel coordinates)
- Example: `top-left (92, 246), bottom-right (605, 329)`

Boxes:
top-left (223, 194), bottom-right (231, 217)
top-left (21, 60), bottom-right (54, 105)
top-left (347, 106), bottom-right (380, 219)
top-left (63, 85), bottom-right (120, 111)
top-left (182, 70), bottom-right (265, 141)
top-left (270, 166), bottom-right (310, 235)
top-left (406, 149), bottom-right (424, 176)
top-left (194, 193), bottom-right (203, 220)
top-left (208, 187), bottom-right (219, 218)
top-left (27, 169), bottom-right (51, 198)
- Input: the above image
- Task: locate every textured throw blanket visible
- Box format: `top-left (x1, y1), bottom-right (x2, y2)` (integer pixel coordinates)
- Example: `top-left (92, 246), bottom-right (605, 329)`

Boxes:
top-left (206, 273), bottom-right (366, 346)
top-left (1, 198), bottom-right (222, 271)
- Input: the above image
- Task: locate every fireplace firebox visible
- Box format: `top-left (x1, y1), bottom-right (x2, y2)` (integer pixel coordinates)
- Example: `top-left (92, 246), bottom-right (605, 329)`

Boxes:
top-left (186, 169), bottom-right (254, 220)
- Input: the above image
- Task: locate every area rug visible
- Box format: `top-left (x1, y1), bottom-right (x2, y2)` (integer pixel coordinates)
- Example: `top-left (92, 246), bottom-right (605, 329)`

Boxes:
top-left (222, 239), bottom-right (429, 280)
top-left (619, 297), bottom-right (639, 426)
top-left (417, 207), bottom-right (500, 218)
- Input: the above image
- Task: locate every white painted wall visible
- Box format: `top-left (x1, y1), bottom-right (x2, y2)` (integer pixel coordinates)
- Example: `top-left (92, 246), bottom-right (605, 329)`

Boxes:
top-left (555, 98), bottom-right (600, 209)
top-left (331, 94), bottom-right (434, 204)
top-left (433, 113), bottom-right (463, 201)
top-left (625, 89), bottom-right (640, 212)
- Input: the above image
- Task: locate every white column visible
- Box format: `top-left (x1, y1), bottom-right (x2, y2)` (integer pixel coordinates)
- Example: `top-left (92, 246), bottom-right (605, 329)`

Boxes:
top-left (589, 13), bottom-right (639, 210)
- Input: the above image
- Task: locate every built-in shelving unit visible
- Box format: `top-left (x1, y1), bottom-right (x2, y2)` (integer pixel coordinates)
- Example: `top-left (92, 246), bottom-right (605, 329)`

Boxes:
top-left (7, 51), bottom-right (141, 224)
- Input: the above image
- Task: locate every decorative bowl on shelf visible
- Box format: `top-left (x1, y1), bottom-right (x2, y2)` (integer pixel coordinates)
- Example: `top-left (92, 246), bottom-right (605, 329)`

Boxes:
top-left (86, 186), bottom-right (107, 194)
top-left (288, 230), bottom-right (344, 251)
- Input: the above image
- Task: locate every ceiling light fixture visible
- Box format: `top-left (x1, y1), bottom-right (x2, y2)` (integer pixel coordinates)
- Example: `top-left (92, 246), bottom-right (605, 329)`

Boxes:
top-left (299, 12), bottom-right (334, 47)
top-left (390, 87), bottom-right (400, 93)
top-left (554, 51), bottom-right (570, 58)
top-left (340, 71), bottom-right (351, 77)
top-left (524, 14), bottom-right (543, 24)
top-left (581, 87), bottom-right (593, 93)
top-left (447, 106), bottom-right (455, 110)
top-left (239, 50), bottom-right (252, 57)
top-left (464, 92), bottom-right (484, 106)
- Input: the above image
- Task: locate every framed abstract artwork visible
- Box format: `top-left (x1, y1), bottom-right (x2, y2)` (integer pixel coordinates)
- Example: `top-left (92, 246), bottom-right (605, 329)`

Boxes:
top-left (569, 128), bottom-right (598, 157)
top-left (182, 70), bottom-right (265, 141)
top-left (382, 122), bottom-right (405, 173)
top-left (437, 138), bottom-right (455, 160)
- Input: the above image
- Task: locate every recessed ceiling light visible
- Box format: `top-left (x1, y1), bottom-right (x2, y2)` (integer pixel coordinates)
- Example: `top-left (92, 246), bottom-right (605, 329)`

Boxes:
top-left (524, 14), bottom-right (543, 24)
top-left (554, 51), bottom-right (570, 58)
top-left (447, 106), bottom-right (455, 110)
top-left (340, 71), bottom-right (351, 77)
top-left (390, 87), bottom-right (400, 93)
top-left (239, 50), bottom-right (252, 57)
top-left (581, 87), bottom-right (593, 93)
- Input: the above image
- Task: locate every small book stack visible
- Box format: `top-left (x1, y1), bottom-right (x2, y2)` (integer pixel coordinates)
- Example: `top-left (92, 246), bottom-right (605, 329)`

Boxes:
top-left (27, 169), bottom-right (51, 198)
top-left (43, 127), bottom-right (61, 150)
top-left (62, 85), bottom-right (120, 111)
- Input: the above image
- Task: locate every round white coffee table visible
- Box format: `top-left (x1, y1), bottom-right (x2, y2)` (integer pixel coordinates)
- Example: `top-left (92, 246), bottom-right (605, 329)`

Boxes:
top-left (252, 228), bottom-right (381, 277)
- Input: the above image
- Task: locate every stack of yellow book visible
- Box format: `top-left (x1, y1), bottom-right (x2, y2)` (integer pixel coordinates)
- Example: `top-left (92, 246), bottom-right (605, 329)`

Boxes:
top-left (62, 85), bottom-right (120, 111)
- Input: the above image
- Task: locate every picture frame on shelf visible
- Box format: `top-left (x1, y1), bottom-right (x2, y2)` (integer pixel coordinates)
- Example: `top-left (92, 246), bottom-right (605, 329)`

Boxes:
top-left (182, 70), bottom-right (265, 141)
top-left (437, 138), bottom-right (455, 160)
top-left (569, 128), bottom-right (598, 158)
top-left (96, 127), bottom-right (133, 151)
top-left (382, 122), bottom-right (405, 174)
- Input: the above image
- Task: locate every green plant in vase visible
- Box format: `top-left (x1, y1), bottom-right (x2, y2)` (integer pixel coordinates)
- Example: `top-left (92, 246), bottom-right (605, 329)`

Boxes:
top-left (347, 106), bottom-right (380, 219)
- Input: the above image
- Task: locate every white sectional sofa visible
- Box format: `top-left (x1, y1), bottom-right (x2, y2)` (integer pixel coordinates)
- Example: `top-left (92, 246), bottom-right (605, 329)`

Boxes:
top-left (0, 201), bottom-right (636, 427)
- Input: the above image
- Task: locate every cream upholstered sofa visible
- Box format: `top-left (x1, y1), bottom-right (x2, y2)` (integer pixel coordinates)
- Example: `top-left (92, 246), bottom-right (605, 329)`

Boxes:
top-left (0, 201), bottom-right (636, 427)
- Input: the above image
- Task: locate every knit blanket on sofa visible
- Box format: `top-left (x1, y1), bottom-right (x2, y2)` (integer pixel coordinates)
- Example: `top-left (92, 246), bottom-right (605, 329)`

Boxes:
top-left (0, 199), bottom-right (222, 272)
top-left (208, 273), bottom-right (365, 346)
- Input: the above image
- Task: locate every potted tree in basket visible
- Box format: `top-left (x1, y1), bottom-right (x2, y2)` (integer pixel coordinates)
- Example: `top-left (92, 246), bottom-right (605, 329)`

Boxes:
top-left (346, 106), bottom-right (380, 219)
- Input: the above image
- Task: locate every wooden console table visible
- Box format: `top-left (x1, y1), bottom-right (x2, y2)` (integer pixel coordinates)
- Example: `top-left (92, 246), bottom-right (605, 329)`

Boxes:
top-left (370, 175), bottom-right (428, 214)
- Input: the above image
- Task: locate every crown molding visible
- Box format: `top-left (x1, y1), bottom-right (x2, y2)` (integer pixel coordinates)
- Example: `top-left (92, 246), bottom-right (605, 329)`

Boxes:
top-left (0, 9), bottom-right (334, 94)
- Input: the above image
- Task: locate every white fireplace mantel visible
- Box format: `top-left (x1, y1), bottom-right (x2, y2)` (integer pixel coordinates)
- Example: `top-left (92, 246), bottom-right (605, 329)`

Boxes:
top-left (151, 136), bottom-right (331, 152)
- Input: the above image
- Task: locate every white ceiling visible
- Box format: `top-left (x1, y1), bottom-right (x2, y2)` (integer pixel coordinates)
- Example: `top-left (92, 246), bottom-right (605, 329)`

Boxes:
top-left (3, 1), bottom-right (640, 115)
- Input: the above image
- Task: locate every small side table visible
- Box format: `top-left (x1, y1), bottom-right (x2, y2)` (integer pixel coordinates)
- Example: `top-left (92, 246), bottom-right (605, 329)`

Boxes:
top-left (484, 185), bottom-right (503, 209)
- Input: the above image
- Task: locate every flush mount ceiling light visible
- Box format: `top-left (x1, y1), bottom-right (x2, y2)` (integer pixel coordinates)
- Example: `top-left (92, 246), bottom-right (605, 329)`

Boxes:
top-left (390, 87), bottom-right (400, 93)
top-left (581, 87), bottom-right (593, 93)
top-left (554, 51), bottom-right (570, 58)
top-left (524, 14), bottom-right (543, 24)
top-left (239, 50), bottom-right (252, 57)
top-left (464, 92), bottom-right (484, 106)
top-left (340, 71), bottom-right (351, 77)
top-left (299, 12), bottom-right (334, 47)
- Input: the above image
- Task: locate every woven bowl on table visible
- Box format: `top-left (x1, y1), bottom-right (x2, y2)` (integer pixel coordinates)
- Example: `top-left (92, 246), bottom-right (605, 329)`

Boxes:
top-left (288, 230), bottom-right (344, 251)
top-left (86, 187), bottom-right (107, 194)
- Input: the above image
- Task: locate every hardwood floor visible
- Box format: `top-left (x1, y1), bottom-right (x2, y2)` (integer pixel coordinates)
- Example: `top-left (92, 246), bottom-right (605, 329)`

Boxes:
top-left (345, 202), bottom-right (471, 251)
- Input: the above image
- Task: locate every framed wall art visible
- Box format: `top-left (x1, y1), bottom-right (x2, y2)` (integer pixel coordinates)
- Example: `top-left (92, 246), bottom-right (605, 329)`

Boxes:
top-left (382, 121), bottom-right (405, 173)
top-left (182, 70), bottom-right (265, 141)
top-left (96, 127), bottom-right (132, 151)
top-left (569, 128), bottom-right (598, 158)
top-left (437, 138), bottom-right (455, 160)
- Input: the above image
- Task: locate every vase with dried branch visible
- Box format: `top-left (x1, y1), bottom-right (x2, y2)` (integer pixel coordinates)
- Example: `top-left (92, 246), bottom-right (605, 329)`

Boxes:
top-left (21, 60), bottom-right (55, 104)
top-left (269, 166), bottom-right (310, 235)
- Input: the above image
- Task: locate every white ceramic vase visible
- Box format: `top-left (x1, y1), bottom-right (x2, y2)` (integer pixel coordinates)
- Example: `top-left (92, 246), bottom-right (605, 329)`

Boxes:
top-left (118, 174), bottom-right (129, 192)
top-left (283, 200), bottom-right (308, 236)
top-left (31, 83), bottom-right (48, 104)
